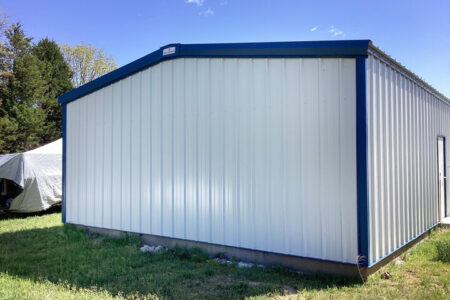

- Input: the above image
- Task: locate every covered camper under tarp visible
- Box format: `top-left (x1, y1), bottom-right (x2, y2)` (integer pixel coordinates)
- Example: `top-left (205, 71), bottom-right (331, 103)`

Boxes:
top-left (0, 139), bottom-right (62, 212)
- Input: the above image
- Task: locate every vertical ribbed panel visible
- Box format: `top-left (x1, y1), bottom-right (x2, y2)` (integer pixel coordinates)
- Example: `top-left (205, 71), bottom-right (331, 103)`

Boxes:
top-left (367, 54), bottom-right (450, 264)
top-left (66, 58), bottom-right (358, 263)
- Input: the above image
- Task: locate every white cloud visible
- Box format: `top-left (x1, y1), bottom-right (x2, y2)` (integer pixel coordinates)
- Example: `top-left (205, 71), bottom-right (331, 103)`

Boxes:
top-left (186, 0), bottom-right (204, 6)
top-left (220, 0), bottom-right (228, 5)
top-left (329, 25), bottom-right (346, 37)
top-left (199, 8), bottom-right (214, 16)
top-left (310, 25), bottom-right (319, 32)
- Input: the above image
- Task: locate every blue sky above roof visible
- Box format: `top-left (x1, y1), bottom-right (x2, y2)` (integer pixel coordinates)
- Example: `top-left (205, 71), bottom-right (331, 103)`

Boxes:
top-left (3, 0), bottom-right (449, 97)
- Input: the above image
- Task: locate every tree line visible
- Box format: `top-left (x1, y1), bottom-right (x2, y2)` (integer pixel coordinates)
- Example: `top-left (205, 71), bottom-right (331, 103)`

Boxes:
top-left (0, 18), bottom-right (116, 154)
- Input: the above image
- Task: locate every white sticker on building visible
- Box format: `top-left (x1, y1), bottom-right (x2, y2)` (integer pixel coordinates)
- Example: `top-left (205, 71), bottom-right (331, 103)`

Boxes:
top-left (163, 47), bottom-right (176, 56)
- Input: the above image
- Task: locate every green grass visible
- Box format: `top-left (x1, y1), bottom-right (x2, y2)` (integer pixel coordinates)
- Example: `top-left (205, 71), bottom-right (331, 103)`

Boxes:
top-left (0, 211), bottom-right (449, 299)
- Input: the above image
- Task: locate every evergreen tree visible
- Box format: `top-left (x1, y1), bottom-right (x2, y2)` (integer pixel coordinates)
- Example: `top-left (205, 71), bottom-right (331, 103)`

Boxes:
top-left (0, 23), bottom-right (73, 153)
top-left (0, 11), bottom-right (10, 90)
top-left (0, 23), bottom-right (46, 152)
top-left (0, 21), bottom-right (113, 153)
top-left (0, 103), bottom-right (17, 152)
top-left (33, 38), bottom-right (73, 143)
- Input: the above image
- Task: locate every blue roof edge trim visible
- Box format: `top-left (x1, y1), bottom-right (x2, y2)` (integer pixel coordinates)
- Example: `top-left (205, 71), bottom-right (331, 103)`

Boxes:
top-left (355, 56), bottom-right (370, 267)
top-left (58, 40), bottom-right (371, 104)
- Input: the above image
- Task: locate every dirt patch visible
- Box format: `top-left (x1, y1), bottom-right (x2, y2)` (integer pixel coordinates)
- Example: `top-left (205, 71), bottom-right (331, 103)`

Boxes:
top-left (403, 270), bottom-right (420, 285)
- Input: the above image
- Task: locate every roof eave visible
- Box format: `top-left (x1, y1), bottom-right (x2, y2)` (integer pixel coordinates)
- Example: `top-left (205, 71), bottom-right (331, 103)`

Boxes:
top-left (368, 42), bottom-right (450, 104)
top-left (58, 40), bottom-right (371, 105)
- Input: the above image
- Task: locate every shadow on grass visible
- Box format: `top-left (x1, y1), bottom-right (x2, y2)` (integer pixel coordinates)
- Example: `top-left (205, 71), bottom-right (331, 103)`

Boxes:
top-left (0, 222), bottom-right (362, 299)
top-left (0, 205), bottom-right (61, 221)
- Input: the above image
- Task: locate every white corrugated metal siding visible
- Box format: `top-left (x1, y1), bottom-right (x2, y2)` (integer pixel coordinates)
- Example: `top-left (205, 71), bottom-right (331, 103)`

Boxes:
top-left (66, 57), bottom-right (358, 264)
top-left (367, 53), bottom-right (450, 265)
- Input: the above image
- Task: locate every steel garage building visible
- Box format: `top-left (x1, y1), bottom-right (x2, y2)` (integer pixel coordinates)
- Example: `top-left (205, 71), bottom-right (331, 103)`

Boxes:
top-left (59, 40), bottom-right (449, 277)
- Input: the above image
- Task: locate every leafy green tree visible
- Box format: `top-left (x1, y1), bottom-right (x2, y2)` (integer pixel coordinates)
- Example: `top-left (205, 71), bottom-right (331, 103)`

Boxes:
top-left (60, 43), bottom-right (117, 87)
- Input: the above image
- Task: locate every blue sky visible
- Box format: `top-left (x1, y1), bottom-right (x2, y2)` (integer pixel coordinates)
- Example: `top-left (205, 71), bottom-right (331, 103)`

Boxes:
top-left (1, 0), bottom-right (449, 97)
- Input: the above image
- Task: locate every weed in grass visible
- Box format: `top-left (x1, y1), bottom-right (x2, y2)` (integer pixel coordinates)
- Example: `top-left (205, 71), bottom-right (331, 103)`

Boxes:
top-left (181, 270), bottom-right (195, 280)
top-left (202, 266), bottom-right (215, 277)
top-left (168, 247), bottom-right (210, 263)
top-left (435, 238), bottom-right (450, 262)
top-left (266, 264), bottom-right (291, 275)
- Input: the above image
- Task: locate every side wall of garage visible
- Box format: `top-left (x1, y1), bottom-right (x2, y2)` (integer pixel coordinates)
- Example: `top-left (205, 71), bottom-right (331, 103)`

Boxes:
top-left (366, 51), bottom-right (450, 265)
top-left (66, 57), bottom-right (359, 264)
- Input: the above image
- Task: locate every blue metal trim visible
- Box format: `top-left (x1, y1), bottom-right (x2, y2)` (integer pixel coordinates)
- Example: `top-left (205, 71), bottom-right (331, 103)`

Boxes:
top-left (368, 223), bottom-right (438, 267)
top-left (356, 56), bottom-right (369, 267)
top-left (58, 40), bottom-right (371, 104)
top-left (62, 104), bottom-right (66, 223)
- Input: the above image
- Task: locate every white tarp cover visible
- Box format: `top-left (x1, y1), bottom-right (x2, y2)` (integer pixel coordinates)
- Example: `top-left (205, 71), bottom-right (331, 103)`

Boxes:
top-left (0, 139), bottom-right (62, 212)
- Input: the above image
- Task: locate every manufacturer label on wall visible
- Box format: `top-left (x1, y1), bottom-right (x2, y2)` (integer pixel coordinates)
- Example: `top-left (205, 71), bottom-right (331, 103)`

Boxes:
top-left (163, 47), bottom-right (176, 56)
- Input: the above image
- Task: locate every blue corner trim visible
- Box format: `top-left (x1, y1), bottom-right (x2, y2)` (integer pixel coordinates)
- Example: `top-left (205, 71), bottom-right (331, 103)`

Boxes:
top-left (58, 40), bottom-right (370, 104)
top-left (62, 104), bottom-right (66, 223)
top-left (356, 56), bottom-right (369, 266)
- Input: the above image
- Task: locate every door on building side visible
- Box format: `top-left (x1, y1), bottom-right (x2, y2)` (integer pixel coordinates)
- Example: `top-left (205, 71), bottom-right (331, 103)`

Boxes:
top-left (438, 137), bottom-right (447, 219)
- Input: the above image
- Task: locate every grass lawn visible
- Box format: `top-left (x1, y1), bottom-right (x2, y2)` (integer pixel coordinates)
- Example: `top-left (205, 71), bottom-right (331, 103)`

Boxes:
top-left (0, 211), bottom-right (449, 299)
